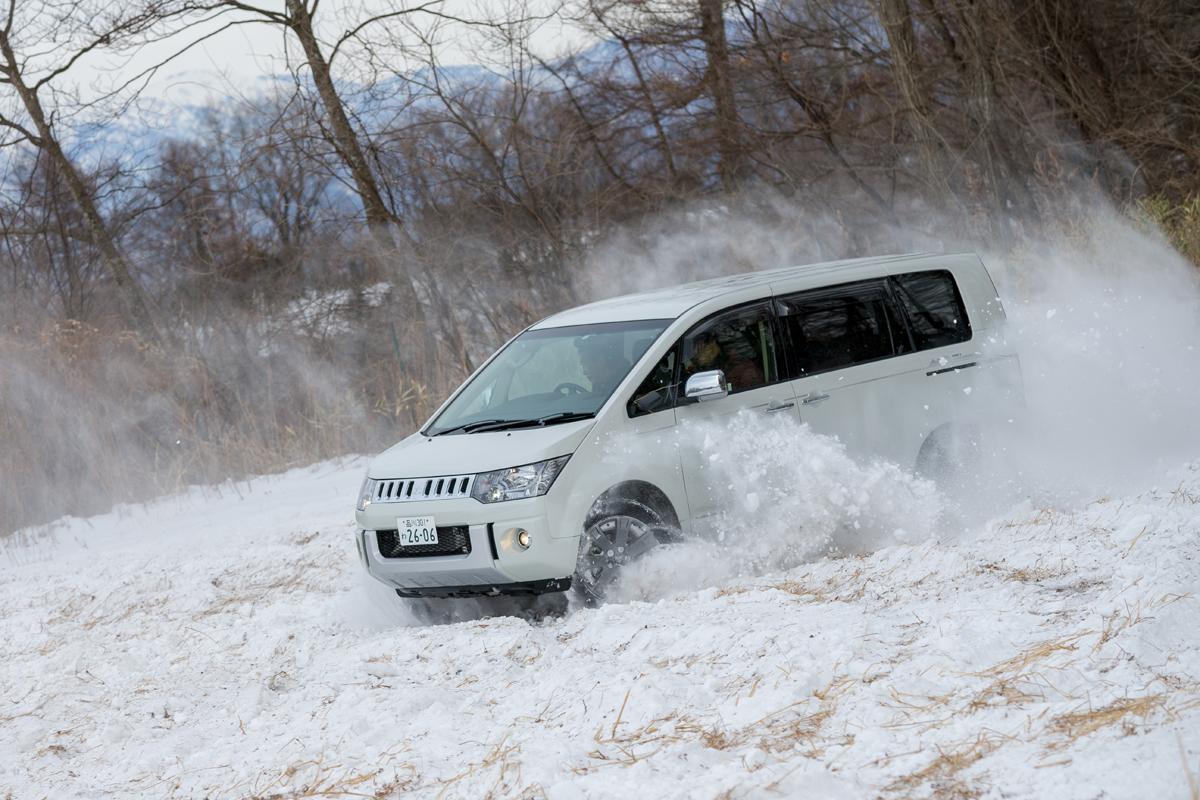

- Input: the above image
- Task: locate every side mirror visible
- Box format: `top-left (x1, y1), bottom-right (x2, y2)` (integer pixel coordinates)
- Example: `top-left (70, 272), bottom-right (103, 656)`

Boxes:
top-left (685, 370), bottom-right (729, 401)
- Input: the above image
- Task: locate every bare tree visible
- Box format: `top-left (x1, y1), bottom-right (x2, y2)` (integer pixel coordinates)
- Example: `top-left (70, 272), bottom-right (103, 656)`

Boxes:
top-left (212, 2), bottom-right (399, 237)
top-left (697, 0), bottom-right (743, 188)
top-left (731, 0), bottom-right (899, 219)
top-left (0, 0), bottom-right (188, 335)
top-left (872, 0), bottom-right (956, 206)
top-left (583, 0), bottom-right (682, 187)
top-left (0, 153), bottom-right (109, 318)
top-left (203, 0), bottom-right (506, 358)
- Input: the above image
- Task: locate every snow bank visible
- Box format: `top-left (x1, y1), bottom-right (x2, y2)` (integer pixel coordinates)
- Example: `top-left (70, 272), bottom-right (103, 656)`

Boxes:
top-left (3, 452), bottom-right (1199, 799)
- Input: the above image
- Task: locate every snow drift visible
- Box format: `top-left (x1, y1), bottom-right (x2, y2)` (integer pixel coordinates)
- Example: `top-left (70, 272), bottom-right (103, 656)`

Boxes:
top-left (2, 448), bottom-right (1199, 799)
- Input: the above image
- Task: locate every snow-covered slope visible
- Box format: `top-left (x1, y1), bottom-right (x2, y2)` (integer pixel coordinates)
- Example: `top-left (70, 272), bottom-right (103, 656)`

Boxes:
top-left (3, 450), bottom-right (1198, 799)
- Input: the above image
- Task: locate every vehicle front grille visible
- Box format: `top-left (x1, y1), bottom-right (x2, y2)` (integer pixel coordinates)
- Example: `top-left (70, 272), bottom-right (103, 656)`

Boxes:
top-left (376, 527), bottom-right (471, 558)
top-left (371, 474), bottom-right (473, 503)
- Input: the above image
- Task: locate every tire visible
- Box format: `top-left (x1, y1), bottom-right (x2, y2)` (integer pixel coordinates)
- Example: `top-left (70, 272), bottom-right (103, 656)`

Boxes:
top-left (573, 497), bottom-right (674, 605)
top-left (916, 423), bottom-right (982, 493)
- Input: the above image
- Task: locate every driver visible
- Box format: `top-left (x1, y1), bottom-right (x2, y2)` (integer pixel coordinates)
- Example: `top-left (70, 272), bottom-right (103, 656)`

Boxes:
top-left (685, 330), bottom-right (764, 391)
top-left (575, 335), bottom-right (630, 398)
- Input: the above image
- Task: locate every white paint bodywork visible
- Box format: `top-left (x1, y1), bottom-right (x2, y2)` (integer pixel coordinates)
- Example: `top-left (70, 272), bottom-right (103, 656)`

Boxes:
top-left (355, 252), bottom-right (1023, 592)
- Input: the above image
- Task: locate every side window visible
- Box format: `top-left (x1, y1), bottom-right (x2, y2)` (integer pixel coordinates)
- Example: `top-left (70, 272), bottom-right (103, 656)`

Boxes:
top-left (628, 348), bottom-right (677, 417)
top-left (891, 270), bottom-right (971, 350)
top-left (779, 282), bottom-right (900, 377)
top-left (679, 303), bottom-right (779, 397)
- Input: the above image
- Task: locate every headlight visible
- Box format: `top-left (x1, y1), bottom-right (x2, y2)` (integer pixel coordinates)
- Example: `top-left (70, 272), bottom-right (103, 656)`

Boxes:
top-left (471, 456), bottom-right (570, 503)
top-left (356, 474), bottom-right (376, 512)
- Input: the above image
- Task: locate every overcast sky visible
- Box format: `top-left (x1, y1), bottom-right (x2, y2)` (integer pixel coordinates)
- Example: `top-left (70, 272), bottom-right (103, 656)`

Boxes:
top-left (65, 0), bottom-right (591, 110)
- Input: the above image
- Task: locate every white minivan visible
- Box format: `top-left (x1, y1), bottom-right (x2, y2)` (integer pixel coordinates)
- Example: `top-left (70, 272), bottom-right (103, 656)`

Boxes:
top-left (354, 253), bottom-right (1021, 601)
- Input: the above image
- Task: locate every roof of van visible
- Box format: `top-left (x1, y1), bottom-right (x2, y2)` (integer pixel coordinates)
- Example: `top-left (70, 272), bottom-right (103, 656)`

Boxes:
top-left (533, 252), bottom-right (971, 328)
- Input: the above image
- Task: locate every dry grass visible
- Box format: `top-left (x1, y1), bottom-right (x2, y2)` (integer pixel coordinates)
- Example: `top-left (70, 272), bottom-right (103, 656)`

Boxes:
top-left (965, 678), bottom-right (1042, 712)
top-left (1167, 481), bottom-right (1200, 506)
top-left (196, 553), bottom-right (337, 619)
top-left (1091, 602), bottom-right (1148, 654)
top-left (766, 579), bottom-right (828, 601)
top-left (1132, 195), bottom-right (1200, 268)
top-left (885, 732), bottom-right (1005, 796)
top-left (1047, 695), bottom-right (1165, 749)
top-left (435, 737), bottom-right (524, 800)
top-left (223, 754), bottom-right (419, 799)
top-left (0, 318), bottom-right (444, 535)
top-left (996, 508), bottom-right (1064, 534)
top-left (575, 711), bottom-right (685, 772)
top-left (976, 635), bottom-right (1086, 681)
top-left (574, 678), bottom-right (851, 775)
top-left (766, 567), bottom-right (872, 604)
top-left (689, 690), bottom-right (847, 757)
top-left (976, 561), bottom-right (1067, 584)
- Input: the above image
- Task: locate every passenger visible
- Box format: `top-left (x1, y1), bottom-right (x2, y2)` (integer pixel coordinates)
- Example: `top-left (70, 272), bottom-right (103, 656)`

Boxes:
top-left (686, 330), bottom-right (764, 391)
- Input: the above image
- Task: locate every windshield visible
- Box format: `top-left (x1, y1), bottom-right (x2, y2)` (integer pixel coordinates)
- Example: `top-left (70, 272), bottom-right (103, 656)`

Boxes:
top-left (426, 319), bottom-right (671, 435)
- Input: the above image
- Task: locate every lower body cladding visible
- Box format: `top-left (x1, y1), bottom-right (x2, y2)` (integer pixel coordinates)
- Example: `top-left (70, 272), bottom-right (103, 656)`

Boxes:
top-left (355, 516), bottom-right (579, 598)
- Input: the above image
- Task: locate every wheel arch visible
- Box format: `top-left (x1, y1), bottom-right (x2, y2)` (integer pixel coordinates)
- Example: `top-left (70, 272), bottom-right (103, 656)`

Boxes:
top-left (915, 422), bottom-right (955, 475)
top-left (915, 420), bottom-right (982, 479)
top-left (584, 480), bottom-right (681, 531)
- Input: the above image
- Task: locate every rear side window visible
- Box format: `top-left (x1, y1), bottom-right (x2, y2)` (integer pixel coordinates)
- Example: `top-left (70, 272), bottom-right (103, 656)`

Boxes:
top-left (778, 281), bottom-right (903, 377)
top-left (891, 271), bottom-right (971, 350)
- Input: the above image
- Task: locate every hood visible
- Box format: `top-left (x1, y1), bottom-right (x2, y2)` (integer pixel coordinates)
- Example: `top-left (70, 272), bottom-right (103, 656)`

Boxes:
top-left (369, 418), bottom-right (596, 478)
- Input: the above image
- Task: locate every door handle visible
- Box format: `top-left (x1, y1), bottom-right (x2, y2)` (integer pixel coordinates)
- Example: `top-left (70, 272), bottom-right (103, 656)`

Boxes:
top-left (765, 400), bottom-right (795, 413)
top-left (926, 360), bottom-right (979, 376)
top-left (801, 392), bottom-right (830, 406)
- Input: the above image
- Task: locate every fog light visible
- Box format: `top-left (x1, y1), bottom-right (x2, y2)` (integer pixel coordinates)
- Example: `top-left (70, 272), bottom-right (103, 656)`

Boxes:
top-left (516, 529), bottom-right (531, 549)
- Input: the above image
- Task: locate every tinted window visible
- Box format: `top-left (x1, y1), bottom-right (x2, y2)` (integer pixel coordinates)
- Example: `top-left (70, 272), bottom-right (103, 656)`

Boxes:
top-left (680, 303), bottom-right (779, 397)
top-left (628, 348), bottom-right (677, 417)
top-left (779, 282), bottom-right (901, 376)
top-left (892, 270), bottom-right (971, 350)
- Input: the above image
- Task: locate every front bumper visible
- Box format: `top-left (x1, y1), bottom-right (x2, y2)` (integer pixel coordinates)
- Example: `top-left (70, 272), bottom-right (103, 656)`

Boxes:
top-left (354, 496), bottom-right (579, 592)
top-left (393, 577), bottom-right (572, 599)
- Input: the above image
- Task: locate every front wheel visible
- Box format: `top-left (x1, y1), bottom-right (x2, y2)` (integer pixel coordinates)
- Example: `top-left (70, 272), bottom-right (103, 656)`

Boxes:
top-left (574, 499), bottom-right (673, 604)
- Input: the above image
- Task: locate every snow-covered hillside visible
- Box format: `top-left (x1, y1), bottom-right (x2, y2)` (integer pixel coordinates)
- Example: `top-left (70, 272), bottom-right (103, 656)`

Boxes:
top-left (3, 451), bottom-right (1199, 799)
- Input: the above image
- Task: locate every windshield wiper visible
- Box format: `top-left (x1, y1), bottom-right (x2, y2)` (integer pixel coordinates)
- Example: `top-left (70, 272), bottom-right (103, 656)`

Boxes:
top-left (432, 411), bottom-right (595, 436)
top-left (429, 418), bottom-right (513, 436)
top-left (461, 411), bottom-right (596, 434)
top-left (535, 411), bottom-right (596, 425)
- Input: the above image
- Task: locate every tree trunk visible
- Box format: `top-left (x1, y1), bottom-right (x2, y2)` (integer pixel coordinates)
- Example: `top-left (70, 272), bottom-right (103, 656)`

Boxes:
top-left (698, 0), bottom-right (742, 191)
top-left (285, 0), bottom-right (396, 238)
top-left (614, 32), bottom-right (678, 185)
top-left (0, 32), bottom-right (159, 339)
top-left (874, 0), bottom-right (956, 205)
top-left (284, 0), bottom-right (431, 375)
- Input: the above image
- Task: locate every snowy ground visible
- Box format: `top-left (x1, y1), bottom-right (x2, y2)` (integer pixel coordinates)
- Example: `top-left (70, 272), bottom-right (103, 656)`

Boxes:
top-left (3, 453), bottom-right (1200, 799)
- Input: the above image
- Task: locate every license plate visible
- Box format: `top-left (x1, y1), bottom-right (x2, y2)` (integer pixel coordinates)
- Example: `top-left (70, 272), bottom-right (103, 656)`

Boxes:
top-left (396, 516), bottom-right (438, 546)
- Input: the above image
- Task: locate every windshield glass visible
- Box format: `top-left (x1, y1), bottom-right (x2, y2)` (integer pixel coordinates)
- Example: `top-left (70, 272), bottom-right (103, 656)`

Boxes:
top-left (426, 320), bottom-right (671, 435)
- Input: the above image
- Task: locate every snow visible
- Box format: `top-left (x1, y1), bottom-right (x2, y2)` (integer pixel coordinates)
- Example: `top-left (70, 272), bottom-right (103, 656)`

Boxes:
top-left (3, 443), bottom-right (1199, 799)
top-left (273, 281), bottom-right (393, 341)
